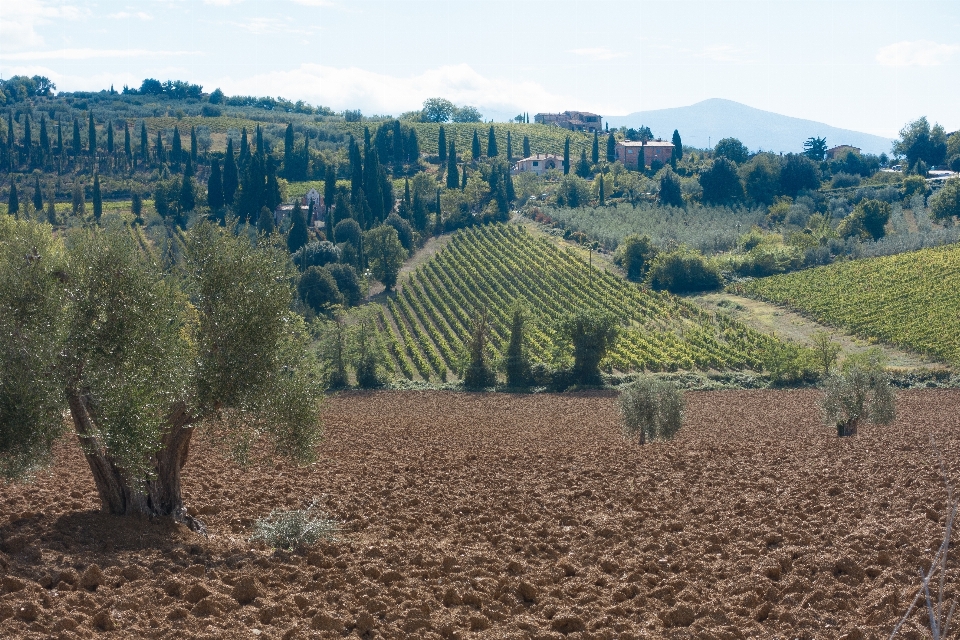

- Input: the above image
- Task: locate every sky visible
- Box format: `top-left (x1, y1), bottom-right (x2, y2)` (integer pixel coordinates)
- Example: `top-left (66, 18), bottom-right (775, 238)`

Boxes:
top-left (1, 0), bottom-right (958, 138)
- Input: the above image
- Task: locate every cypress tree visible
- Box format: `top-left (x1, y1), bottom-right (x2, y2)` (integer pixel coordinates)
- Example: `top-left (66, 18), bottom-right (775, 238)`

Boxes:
top-left (6, 113), bottom-right (14, 153)
top-left (506, 167), bottom-right (515, 203)
top-left (283, 123), bottom-right (295, 177)
top-left (207, 158), bottom-right (224, 211)
top-left (172, 128), bottom-right (182, 169)
top-left (256, 125), bottom-right (264, 156)
top-left (56, 120), bottom-right (63, 156)
top-left (471, 129), bottom-right (481, 160)
top-left (406, 129), bottom-right (420, 165)
top-left (239, 128), bottom-right (249, 162)
top-left (324, 164), bottom-right (336, 221)
top-left (33, 175), bottom-right (43, 211)
top-left (88, 112), bottom-right (96, 156)
top-left (190, 126), bottom-right (198, 163)
top-left (223, 138), bottom-right (239, 206)
top-left (72, 118), bottom-right (82, 158)
top-left (349, 137), bottom-right (363, 200)
top-left (563, 137), bottom-right (570, 175)
top-left (155, 131), bottom-right (165, 164)
top-left (446, 141), bottom-right (459, 189)
top-left (236, 152), bottom-right (265, 223)
top-left (107, 121), bottom-right (114, 154)
top-left (23, 114), bottom-right (32, 164)
top-left (434, 188), bottom-right (443, 235)
top-left (438, 126), bottom-right (447, 163)
top-left (672, 129), bottom-right (683, 162)
top-left (92, 174), bottom-right (102, 221)
top-left (487, 126), bottom-right (498, 157)
top-left (402, 178), bottom-right (411, 218)
top-left (258, 206), bottom-right (275, 235)
top-left (264, 157), bottom-right (281, 211)
top-left (461, 164), bottom-right (467, 190)
top-left (363, 126), bottom-right (371, 156)
top-left (39, 116), bottom-right (49, 158)
top-left (287, 202), bottom-right (309, 253)
top-left (504, 305), bottom-right (531, 388)
top-left (506, 130), bottom-right (513, 162)
top-left (8, 182), bottom-right (19, 218)
top-left (598, 174), bottom-right (605, 205)
top-left (46, 190), bottom-right (57, 225)
top-left (124, 122), bottom-right (131, 160)
top-left (523, 135), bottom-right (530, 158)
top-left (364, 147), bottom-right (384, 225)
top-left (606, 133), bottom-right (616, 162)
top-left (393, 119), bottom-right (404, 167)
top-left (412, 189), bottom-right (426, 232)
top-left (576, 149), bottom-right (590, 178)
top-left (140, 122), bottom-right (148, 164)
top-left (592, 131), bottom-right (599, 165)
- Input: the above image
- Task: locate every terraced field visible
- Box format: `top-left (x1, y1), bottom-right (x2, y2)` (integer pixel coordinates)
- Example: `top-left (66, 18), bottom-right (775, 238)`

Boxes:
top-left (376, 225), bottom-right (785, 380)
top-left (734, 243), bottom-right (960, 365)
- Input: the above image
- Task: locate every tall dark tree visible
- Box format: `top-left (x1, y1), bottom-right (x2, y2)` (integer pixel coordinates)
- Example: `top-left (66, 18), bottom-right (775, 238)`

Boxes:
top-left (178, 158), bottom-right (196, 216)
top-left (38, 116), bottom-right (49, 160)
top-left (506, 130), bottom-right (513, 162)
top-left (88, 112), bottom-right (97, 156)
top-left (487, 126), bottom-right (498, 157)
top-left (461, 164), bottom-right (468, 190)
top-left (364, 147), bottom-right (385, 225)
top-left (287, 202), bottom-right (309, 253)
top-left (438, 126), bottom-right (447, 163)
top-left (207, 158), bottom-right (224, 211)
top-left (283, 123), bottom-right (295, 178)
top-left (575, 150), bottom-right (591, 178)
top-left (406, 128), bottom-right (420, 165)
top-left (6, 113), bottom-right (14, 159)
top-left (8, 182), bottom-right (19, 218)
top-left (563, 137), bottom-right (571, 175)
top-left (223, 138), bottom-right (239, 206)
top-left (606, 133), bottom-right (616, 162)
top-left (172, 128), bottom-right (182, 169)
top-left (155, 131), bottom-right (165, 165)
top-left (672, 129), bottom-right (683, 162)
top-left (256, 125), bottom-right (264, 156)
top-left (472, 129), bottom-right (481, 160)
top-left (412, 189), bottom-right (427, 232)
top-left (92, 174), bottom-right (103, 221)
top-left (349, 137), bottom-right (363, 200)
top-left (22, 115), bottom-right (32, 165)
top-left (264, 157), bottom-right (282, 212)
top-left (393, 120), bottom-right (404, 168)
top-left (239, 128), bottom-right (249, 162)
top-left (699, 157), bottom-right (744, 204)
top-left (72, 118), bottom-right (82, 158)
top-left (107, 121), bottom-right (114, 155)
top-left (592, 131), bottom-right (599, 165)
top-left (190, 126), bottom-right (198, 163)
top-left (523, 135), bottom-right (530, 158)
top-left (140, 122), bottom-right (149, 164)
top-left (258, 206), bottom-right (275, 235)
top-left (435, 188), bottom-right (443, 235)
top-left (236, 152), bottom-right (265, 223)
top-left (33, 175), bottom-right (43, 211)
top-left (446, 140), bottom-right (459, 189)
top-left (56, 120), bottom-right (63, 157)
top-left (124, 122), bottom-right (132, 161)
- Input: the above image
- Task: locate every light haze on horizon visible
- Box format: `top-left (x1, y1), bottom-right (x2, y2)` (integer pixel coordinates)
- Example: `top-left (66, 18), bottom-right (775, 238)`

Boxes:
top-left (1, 0), bottom-right (958, 138)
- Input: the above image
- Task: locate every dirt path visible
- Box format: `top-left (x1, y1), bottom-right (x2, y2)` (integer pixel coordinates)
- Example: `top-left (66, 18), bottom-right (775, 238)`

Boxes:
top-left (365, 233), bottom-right (452, 302)
top-left (692, 292), bottom-right (940, 369)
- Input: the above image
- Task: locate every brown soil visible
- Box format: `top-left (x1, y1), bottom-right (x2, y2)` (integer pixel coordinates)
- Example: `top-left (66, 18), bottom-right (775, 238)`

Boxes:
top-left (3, 390), bottom-right (960, 639)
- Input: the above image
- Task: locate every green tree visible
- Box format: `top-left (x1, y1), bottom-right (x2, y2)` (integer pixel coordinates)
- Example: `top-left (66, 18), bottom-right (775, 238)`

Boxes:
top-left (258, 206), bottom-right (275, 235)
top-left (326, 263), bottom-right (362, 307)
top-left (0, 218), bottom-right (322, 525)
top-left (446, 140), bottom-right (459, 189)
top-left (190, 126), bottom-right (198, 163)
top-left (298, 265), bottom-right (342, 314)
top-left (575, 149), bottom-right (591, 178)
top-left (672, 129), bottom-right (683, 162)
top-left (619, 377), bottom-right (684, 444)
top-left (287, 202), bottom-right (309, 253)
top-left (810, 330), bottom-right (841, 378)
top-left (742, 153), bottom-right (782, 205)
top-left (700, 157), bottom-right (743, 204)
top-left (438, 126), bottom-right (447, 163)
top-left (592, 131), bottom-right (599, 165)
top-left (207, 158), bottom-right (224, 211)
top-left (523, 135), bottom-right (531, 158)
top-left (472, 129), bottom-right (481, 160)
top-left (223, 138), bottom-right (239, 206)
top-left (613, 233), bottom-right (658, 281)
top-left (140, 121), bottom-right (148, 164)
top-left (893, 117), bottom-right (948, 171)
top-left (658, 170), bottom-right (684, 207)
top-left (487, 126), bottom-right (498, 157)
top-left (463, 309), bottom-right (496, 389)
top-left (92, 174), bottom-right (103, 221)
top-left (780, 153), bottom-right (821, 197)
top-left (364, 224), bottom-right (408, 291)
top-left (821, 350), bottom-right (895, 437)
top-left (558, 309), bottom-right (619, 386)
top-left (506, 130), bottom-right (513, 162)
top-left (106, 121), bottom-right (114, 155)
top-left (352, 309), bottom-right (386, 388)
top-left (563, 137), bottom-right (570, 175)
top-left (124, 121), bottom-right (132, 160)
top-left (88, 112), bottom-right (96, 156)
top-left (72, 118), bottom-right (81, 158)
top-left (803, 136), bottom-right (827, 161)
top-left (422, 97), bottom-right (454, 123)
top-left (178, 159), bottom-right (196, 216)
top-left (171, 127), bottom-right (182, 169)
top-left (318, 310), bottom-right (349, 389)
top-left (606, 133), bottom-right (616, 162)
top-left (714, 137), bottom-right (749, 164)
top-left (929, 177), bottom-right (960, 223)
top-left (131, 189), bottom-right (143, 224)
top-left (502, 305), bottom-right (531, 388)
top-left (646, 247), bottom-right (722, 293)
top-left (33, 175), bottom-right (43, 211)
top-left (838, 199), bottom-right (891, 241)
top-left (46, 190), bottom-right (57, 225)
top-left (7, 182), bottom-right (18, 217)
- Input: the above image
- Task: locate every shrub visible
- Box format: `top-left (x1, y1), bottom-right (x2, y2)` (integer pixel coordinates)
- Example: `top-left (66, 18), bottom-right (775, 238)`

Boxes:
top-left (831, 172), bottom-right (861, 189)
top-left (820, 350), bottom-right (896, 436)
top-left (502, 306), bottom-right (531, 388)
top-left (762, 340), bottom-right (816, 386)
top-left (902, 174), bottom-right (929, 199)
top-left (298, 266), bottom-right (342, 314)
top-left (250, 500), bottom-right (338, 549)
top-left (325, 263), bottom-right (363, 307)
top-left (618, 377), bottom-right (684, 444)
top-left (646, 248), bottom-right (722, 294)
top-left (558, 309), bottom-right (619, 386)
top-left (929, 178), bottom-right (960, 223)
top-left (837, 199), bottom-right (891, 241)
top-left (463, 309), bottom-right (496, 389)
top-left (291, 241), bottom-right (340, 271)
top-left (351, 311), bottom-right (386, 388)
top-left (613, 233), bottom-right (658, 282)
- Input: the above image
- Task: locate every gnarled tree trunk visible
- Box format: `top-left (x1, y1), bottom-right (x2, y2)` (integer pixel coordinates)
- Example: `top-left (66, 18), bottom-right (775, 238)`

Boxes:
top-left (67, 392), bottom-right (206, 533)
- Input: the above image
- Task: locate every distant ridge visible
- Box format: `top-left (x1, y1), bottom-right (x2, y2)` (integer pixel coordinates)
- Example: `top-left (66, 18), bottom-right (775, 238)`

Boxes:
top-left (604, 99), bottom-right (894, 156)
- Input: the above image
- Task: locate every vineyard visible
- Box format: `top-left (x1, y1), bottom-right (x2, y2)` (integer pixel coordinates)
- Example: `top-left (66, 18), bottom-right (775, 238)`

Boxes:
top-left (373, 224), bottom-right (784, 380)
top-left (336, 122), bottom-right (595, 160)
top-left (735, 243), bottom-right (960, 365)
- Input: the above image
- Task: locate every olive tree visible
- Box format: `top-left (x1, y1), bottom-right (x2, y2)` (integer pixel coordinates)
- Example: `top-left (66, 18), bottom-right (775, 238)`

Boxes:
top-left (821, 350), bottom-right (895, 437)
top-left (618, 377), bottom-right (684, 445)
top-left (0, 217), bottom-right (323, 531)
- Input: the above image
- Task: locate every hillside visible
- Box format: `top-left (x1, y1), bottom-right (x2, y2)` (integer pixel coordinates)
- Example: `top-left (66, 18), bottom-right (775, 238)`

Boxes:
top-left (734, 243), bottom-right (960, 365)
top-left (605, 98), bottom-right (894, 155)
top-left (374, 224), bottom-right (785, 381)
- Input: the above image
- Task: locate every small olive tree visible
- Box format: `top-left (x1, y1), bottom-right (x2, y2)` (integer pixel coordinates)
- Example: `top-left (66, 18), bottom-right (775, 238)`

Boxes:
top-left (618, 377), bottom-right (684, 445)
top-left (0, 217), bottom-right (323, 530)
top-left (821, 350), bottom-right (895, 437)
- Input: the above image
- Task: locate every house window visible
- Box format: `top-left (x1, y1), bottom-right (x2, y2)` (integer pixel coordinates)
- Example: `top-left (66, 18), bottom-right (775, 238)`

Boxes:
top-left (533, 161), bottom-right (539, 166)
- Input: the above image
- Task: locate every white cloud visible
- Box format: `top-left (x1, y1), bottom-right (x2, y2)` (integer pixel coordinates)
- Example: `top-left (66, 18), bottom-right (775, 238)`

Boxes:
top-left (108, 11), bottom-right (153, 20)
top-left (0, 49), bottom-right (201, 61)
top-left (569, 48), bottom-right (626, 61)
top-left (876, 40), bottom-right (960, 67)
top-left (0, 0), bottom-right (82, 50)
top-left (213, 63), bottom-right (571, 115)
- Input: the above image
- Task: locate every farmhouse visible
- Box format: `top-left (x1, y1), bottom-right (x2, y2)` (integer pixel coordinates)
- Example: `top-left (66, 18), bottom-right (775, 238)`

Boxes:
top-left (615, 140), bottom-right (676, 170)
top-left (826, 145), bottom-right (861, 159)
top-left (513, 153), bottom-right (564, 176)
top-left (534, 111), bottom-right (603, 133)
top-left (275, 191), bottom-right (326, 230)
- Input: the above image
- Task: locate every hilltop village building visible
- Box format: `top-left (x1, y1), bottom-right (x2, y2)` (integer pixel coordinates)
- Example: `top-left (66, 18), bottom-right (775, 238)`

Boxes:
top-left (274, 189), bottom-right (325, 230)
top-left (512, 153), bottom-right (564, 176)
top-left (534, 111), bottom-right (603, 133)
top-left (615, 140), bottom-right (676, 170)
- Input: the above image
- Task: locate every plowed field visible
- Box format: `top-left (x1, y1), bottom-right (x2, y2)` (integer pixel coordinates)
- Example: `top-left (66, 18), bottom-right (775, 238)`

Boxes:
top-left (3, 390), bottom-right (960, 639)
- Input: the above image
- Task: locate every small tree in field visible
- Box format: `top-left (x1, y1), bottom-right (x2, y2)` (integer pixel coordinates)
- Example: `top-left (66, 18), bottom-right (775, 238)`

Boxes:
top-left (619, 377), bottom-right (685, 444)
top-left (558, 309), bottom-right (620, 386)
top-left (463, 309), bottom-right (496, 389)
top-left (502, 305), bottom-right (531, 388)
top-left (810, 330), bottom-right (841, 378)
top-left (351, 308), bottom-right (387, 388)
top-left (0, 217), bottom-right (323, 530)
top-left (821, 350), bottom-right (895, 437)
top-left (318, 309), bottom-right (349, 389)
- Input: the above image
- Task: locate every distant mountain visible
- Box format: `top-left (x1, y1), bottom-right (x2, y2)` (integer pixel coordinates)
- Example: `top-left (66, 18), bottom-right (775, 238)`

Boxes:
top-left (604, 99), bottom-right (894, 156)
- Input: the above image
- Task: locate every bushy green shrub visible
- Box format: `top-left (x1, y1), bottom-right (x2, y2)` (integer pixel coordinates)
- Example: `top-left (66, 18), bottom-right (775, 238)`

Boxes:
top-left (558, 309), bottom-right (619, 386)
top-left (613, 233), bottom-right (658, 282)
top-left (762, 340), bottom-right (817, 386)
top-left (930, 178), bottom-right (960, 223)
top-left (250, 501), bottom-right (338, 549)
top-left (646, 247), bottom-right (722, 294)
top-left (618, 377), bottom-right (684, 444)
top-left (463, 309), bottom-right (496, 389)
top-left (821, 349), bottom-right (895, 436)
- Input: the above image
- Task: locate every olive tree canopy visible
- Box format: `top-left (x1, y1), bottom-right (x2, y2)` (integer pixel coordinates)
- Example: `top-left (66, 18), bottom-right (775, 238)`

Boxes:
top-left (0, 217), bottom-right (323, 530)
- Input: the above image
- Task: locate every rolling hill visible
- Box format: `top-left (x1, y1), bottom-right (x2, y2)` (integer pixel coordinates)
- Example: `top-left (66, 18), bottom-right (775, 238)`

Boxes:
top-left (604, 98), bottom-right (894, 155)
